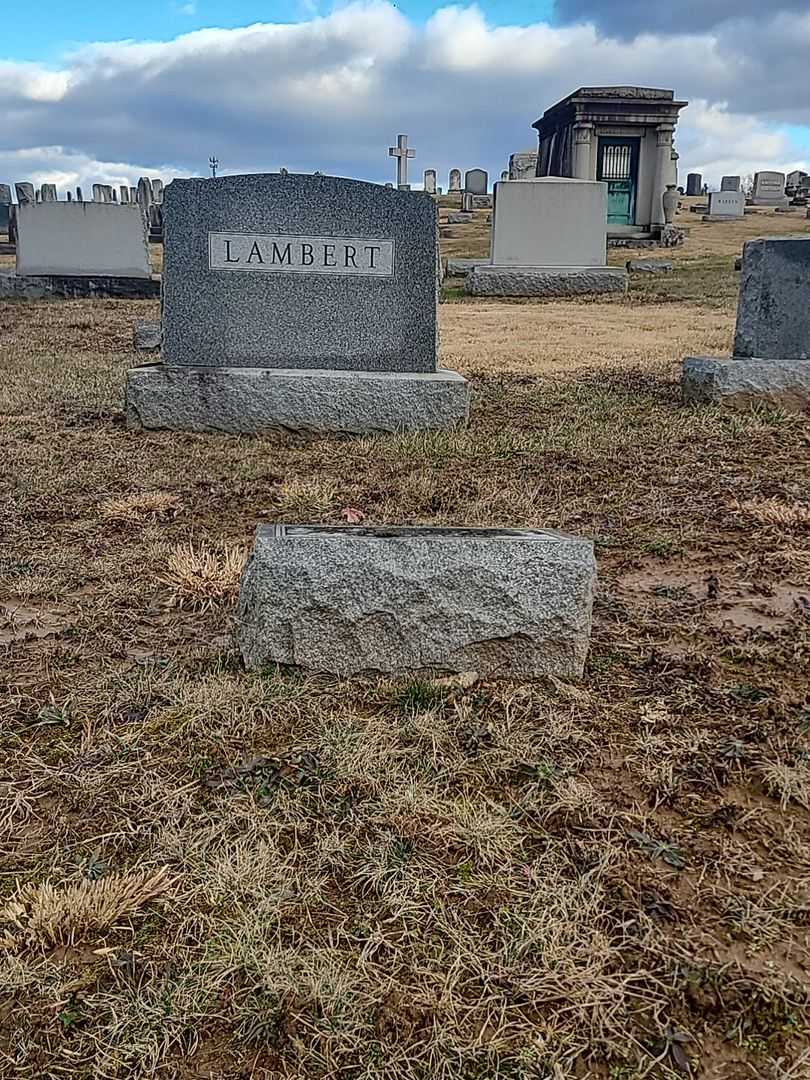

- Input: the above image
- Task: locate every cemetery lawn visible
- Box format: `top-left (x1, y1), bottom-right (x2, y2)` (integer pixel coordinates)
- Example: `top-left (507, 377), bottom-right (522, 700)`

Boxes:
top-left (1, 279), bottom-right (809, 1078)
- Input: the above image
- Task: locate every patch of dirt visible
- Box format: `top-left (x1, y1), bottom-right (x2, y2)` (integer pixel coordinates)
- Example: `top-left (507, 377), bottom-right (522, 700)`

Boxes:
top-left (0, 599), bottom-right (73, 643)
top-left (616, 559), bottom-right (808, 634)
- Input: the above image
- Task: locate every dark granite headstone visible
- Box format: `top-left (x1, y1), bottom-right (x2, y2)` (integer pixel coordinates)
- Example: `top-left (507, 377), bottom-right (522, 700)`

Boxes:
top-left (162, 173), bottom-right (438, 372)
top-left (686, 173), bottom-right (702, 196)
top-left (465, 168), bottom-right (488, 194)
top-left (734, 237), bottom-right (810, 361)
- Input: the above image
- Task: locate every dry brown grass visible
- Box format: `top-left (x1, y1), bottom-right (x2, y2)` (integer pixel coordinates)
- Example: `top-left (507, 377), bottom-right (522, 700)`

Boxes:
top-left (0, 220), bottom-right (809, 1078)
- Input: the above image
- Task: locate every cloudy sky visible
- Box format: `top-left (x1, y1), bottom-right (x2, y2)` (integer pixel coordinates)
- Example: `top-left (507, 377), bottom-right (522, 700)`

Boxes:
top-left (2, 0), bottom-right (809, 194)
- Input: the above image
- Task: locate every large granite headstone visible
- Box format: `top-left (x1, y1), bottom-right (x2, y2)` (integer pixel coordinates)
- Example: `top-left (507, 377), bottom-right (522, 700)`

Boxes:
top-left (126, 172), bottom-right (469, 434)
top-left (686, 173), bottom-right (702, 196)
top-left (682, 236), bottom-right (810, 410)
top-left (751, 171), bottom-right (788, 208)
top-left (468, 178), bottom-right (627, 298)
top-left (721, 175), bottom-right (741, 192)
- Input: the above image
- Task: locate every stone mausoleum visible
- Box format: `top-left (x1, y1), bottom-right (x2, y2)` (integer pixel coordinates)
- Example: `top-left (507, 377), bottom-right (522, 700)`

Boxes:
top-left (532, 86), bottom-right (688, 237)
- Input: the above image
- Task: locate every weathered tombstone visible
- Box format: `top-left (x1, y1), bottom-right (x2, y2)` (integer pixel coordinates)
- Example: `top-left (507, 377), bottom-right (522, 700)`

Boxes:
top-left (461, 192), bottom-right (475, 212)
top-left (509, 151), bottom-right (538, 180)
top-left (423, 169), bottom-right (437, 195)
top-left (92, 184), bottom-right (106, 202)
top-left (237, 525), bottom-right (596, 678)
top-left (137, 177), bottom-right (152, 208)
top-left (15, 202), bottom-right (152, 278)
top-left (448, 169), bottom-right (462, 192)
top-left (704, 190), bottom-right (745, 221)
top-left (39, 184), bottom-right (57, 202)
top-left (76, 187), bottom-right (83, 203)
top-left (721, 175), bottom-right (741, 192)
top-left (15, 183), bottom-right (35, 205)
top-left (751, 171), bottom-right (788, 208)
top-left (151, 178), bottom-right (164, 203)
top-left (682, 236), bottom-right (810, 410)
top-left (500, 170), bottom-right (509, 182)
top-left (0, 185), bottom-right (11, 232)
top-left (468, 177), bottom-right (627, 298)
top-left (130, 187), bottom-right (138, 203)
top-left (120, 186), bottom-right (130, 203)
top-left (112, 189), bottom-right (118, 203)
top-left (125, 174), bottom-right (469, 434)
top-left (66, 191), bottom-right (72, 203)
top-left (686, 173), bottom-right (702, 196)
top-left (465, 169), bottom-right (488, 195)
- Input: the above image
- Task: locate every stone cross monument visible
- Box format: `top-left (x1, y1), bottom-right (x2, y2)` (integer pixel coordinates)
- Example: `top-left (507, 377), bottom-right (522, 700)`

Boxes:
top-left (388, 134), bottom-right (415, 190)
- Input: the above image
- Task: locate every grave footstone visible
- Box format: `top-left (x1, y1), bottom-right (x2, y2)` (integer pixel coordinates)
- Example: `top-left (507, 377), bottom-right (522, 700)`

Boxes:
top-left (465, 169), bottom-right (488, 195)
top-left (682, 236), bottom-right (810, 410)
top-left (125, 173), bottom-right (469, 434)
top-left (468, 177), bottom-right (627, 298)
top-left (237, 525), bottom-right (596, 678)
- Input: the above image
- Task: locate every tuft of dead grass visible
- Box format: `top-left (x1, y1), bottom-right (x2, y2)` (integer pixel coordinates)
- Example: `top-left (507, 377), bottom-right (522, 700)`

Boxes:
top-left (1, 867), bottom-right (174, 948)
top-left (99, 490), bottom-right (183, 523)
top-left (158, 541), bottom-right (246, 610)
top-left (737, 498), bottom-right (810, 528)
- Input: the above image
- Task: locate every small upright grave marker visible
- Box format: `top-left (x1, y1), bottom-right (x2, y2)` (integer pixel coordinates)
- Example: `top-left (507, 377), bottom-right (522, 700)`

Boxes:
top-left (682, 236), bottom-right (810, 410)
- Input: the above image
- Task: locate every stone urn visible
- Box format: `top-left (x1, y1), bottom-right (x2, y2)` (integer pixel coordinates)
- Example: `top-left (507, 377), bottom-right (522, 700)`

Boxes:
top-left (662, 184), bottom-right (679, 225)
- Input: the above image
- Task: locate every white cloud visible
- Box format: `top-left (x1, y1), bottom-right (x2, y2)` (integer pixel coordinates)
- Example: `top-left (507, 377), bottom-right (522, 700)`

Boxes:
top-left (0, 1), bottom-right (807, 194)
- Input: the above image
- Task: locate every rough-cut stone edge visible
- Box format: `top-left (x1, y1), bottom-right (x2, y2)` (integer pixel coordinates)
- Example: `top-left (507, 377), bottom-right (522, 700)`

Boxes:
top-left (446, 213), bottom-right (473, 224)
top-left (0, 270), bottom-right (159, 300)
top-left (682, 355), bottom-right (810, 412)
top-left (446, 258), bottom-right (487, 278)
top-left (125, 364), bottom-right (470, 435)
top-left (467, 265), bottom-right (628, 298)
top-left (134, 320), bottom-right (161, 351)
top-left (236, 524), bottom-right (596, 678)
top-left (626, 259), bottom-right (673, 273)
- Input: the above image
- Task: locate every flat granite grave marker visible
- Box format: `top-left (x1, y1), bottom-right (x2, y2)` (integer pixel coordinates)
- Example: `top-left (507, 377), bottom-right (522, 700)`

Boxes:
top-left (682, 236), bottom-right (810, 410)
top-left (126, 172), bottom-right (469, 434)
top-left (237, 525), bottom-right (596, 678)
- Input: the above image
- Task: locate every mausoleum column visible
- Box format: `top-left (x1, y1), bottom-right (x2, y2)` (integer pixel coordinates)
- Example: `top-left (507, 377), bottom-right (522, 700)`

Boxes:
top-left (572, 124), bottom-right (594, 180)
top-left (652, 124), bottom-right (675, 227)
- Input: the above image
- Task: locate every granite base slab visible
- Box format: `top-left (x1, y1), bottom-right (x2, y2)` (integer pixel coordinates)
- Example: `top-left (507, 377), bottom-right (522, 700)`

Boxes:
top-left (0, 270), bottom-right (159, 300)
top-left (682, 355), bottom-right (810, 412)
top-left (134, 320), bottom-right (161, 351)
top-left (126, 364), bottom-right (470, 435)
top-left (237, 525), bottom-right (596, 677)
top-left (446, 258), bottom-right (487, 278)
top-left (467, 265), bottom-right (628, 298)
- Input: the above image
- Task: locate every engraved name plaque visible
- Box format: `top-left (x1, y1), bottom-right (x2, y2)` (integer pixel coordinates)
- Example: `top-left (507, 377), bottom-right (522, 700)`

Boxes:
top-left (209, 232), bottom-right (394, 277)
